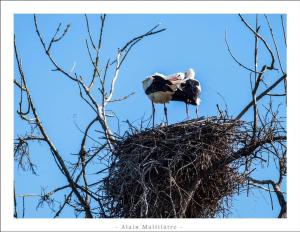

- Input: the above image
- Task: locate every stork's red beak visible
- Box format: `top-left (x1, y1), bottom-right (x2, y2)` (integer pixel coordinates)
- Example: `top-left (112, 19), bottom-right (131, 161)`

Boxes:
top-left (168, 76), bottom-right (180, 81)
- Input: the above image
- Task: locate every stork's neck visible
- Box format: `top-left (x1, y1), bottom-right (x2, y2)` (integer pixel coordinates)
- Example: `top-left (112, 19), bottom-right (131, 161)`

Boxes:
top-left (143, 77), bottom-right (153, 91)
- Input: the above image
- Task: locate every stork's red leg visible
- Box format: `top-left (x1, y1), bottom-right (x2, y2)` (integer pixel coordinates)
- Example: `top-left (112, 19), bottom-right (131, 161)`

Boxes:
top-left (164, 103), bottom-right (168, 125)
top-left (196, 106), bottom-right (199, 118)
top-left (152, 101), bottom-right (155, 128)
top-left (185, 103), bottom-right (189, 119)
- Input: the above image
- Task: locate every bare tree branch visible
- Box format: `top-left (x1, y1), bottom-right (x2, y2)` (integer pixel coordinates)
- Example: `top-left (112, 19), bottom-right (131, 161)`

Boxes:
top-left (280, 15), bottom-right (287, 47)
top-left (248, 176), bottom-right (286, 218)
top-left (14, 182), bottom-right (18, 218)
top-left (235, 73), bottom-right (286, 120)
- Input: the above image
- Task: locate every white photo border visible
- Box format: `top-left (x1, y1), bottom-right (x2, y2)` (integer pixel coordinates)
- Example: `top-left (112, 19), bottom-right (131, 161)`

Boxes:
top-left (1, 1), bottom-right (300, 231)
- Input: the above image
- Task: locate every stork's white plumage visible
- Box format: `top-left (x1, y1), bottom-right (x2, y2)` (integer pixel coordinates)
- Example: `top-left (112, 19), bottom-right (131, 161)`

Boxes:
top-left (142, 74), bottom-right (178, 126)
top-left (142, 74), bottom-right (177, 103)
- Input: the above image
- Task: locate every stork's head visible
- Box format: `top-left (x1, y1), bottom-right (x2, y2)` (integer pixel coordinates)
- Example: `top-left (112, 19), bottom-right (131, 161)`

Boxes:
top-left (185, 68), bottom-right (195, 79)
top-left (142, 76), bottom-right (154, 91)
top-left (175, 72), bottom-right (185, 80)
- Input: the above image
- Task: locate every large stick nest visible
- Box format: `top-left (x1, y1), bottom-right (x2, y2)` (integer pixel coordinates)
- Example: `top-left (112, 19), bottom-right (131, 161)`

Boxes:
top-left (104, 117), bottom-right (247, 218)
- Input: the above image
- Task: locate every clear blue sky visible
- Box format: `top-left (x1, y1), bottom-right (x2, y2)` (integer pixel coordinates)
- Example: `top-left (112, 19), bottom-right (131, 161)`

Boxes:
top-left (14, 14), bottom-right (286, 218)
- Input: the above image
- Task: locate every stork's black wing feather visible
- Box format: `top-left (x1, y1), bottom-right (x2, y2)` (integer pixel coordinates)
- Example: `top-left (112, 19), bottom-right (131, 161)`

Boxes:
top-left (185, 79), bottom-right (199, 99)
top-left (171, 82), bottom-right (188, 102)
top-left (145, 75), bottom-right (175, 95)
top-left (152, 75), bottom-right (173, 85)
top-left (171, 79), bottom-right (200, 105)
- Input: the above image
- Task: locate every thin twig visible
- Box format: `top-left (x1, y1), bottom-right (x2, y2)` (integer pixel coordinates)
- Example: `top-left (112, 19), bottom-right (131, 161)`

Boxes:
top-left (264, 15), bottom-right (285, 74)
top-left (280, 15), bottom-right (287, 47)
top-left (225, 29), bottom-right (262, 74)
top-left (238, 14), bottom-right (275, 69)
top-left (106, 92), bottom-right (135, 103)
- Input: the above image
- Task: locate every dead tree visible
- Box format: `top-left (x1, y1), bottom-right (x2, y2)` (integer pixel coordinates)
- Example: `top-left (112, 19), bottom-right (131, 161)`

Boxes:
top-left (14, 14), bottom-right (286, 218)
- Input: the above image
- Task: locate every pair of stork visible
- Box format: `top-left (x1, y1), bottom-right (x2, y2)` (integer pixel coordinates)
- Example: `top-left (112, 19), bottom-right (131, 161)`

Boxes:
top-left (142, 68), bottom-right (201, 127)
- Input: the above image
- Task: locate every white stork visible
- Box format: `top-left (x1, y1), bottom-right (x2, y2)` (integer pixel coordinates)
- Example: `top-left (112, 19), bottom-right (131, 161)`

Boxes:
top-left (142, 73), bottom-right (179, 127)
top-left (170, 68), bottom-right (201, 118)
